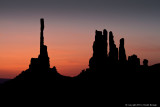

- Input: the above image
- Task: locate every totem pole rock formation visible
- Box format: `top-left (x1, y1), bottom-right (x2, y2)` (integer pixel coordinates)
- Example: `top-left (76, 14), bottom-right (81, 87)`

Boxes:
top-left (29, 18), bottom-right (50, 72)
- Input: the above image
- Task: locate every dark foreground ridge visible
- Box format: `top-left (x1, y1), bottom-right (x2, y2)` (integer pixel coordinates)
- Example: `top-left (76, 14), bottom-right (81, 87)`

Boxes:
top-left (1, 19), bottom-right (159, 105)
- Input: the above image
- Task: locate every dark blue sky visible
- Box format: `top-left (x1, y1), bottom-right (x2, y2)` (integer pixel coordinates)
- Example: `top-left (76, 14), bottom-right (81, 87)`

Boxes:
top-left (1, 0), bottom-right (160, 20)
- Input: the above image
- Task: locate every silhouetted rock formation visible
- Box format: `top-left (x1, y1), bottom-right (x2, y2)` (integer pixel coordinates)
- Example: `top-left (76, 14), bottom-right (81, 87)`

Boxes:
top-left (143, 59), bottom-right (148, 67)
top-left (2, 18), bottom-right (71, 89)
top-left (128, 54), bottom-right (140, 68)
top-left (29, 18), bottom-right (50, 72)
top-left (1, 19), bottom-right (160, 105)
top-left (119, 38), bottom-right (126, 64)
top-left (109, 31), bottom-right (118, 64)
top-left (89, 30), bottom-right (108, 72)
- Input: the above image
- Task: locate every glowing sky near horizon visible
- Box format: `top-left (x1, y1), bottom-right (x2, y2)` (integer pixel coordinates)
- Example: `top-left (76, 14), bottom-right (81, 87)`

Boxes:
top-left (0, 0), bottom-right (160, 78)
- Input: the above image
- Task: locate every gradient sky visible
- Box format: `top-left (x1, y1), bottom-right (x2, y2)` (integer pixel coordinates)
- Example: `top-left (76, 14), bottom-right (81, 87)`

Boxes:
top-left (0, 0), bottom-right (160, 79)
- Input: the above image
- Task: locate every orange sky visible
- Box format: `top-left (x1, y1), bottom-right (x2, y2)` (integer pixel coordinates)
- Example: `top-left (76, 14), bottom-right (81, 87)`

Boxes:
top-left (0, 25), bottom-right (93, 78)
top-left (1, 25), bottom-right (160, 79)
top-left (0, 0), bottom-right (160, 79)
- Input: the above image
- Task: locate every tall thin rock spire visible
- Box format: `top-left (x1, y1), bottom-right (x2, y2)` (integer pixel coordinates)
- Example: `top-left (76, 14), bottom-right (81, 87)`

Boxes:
top-left (30, 18), bottom-right (50, 70)
top-left (119, 38), bottom-right (126, 63)
top-left (103, 29), bottom-right (108, 56)
top-left (40, 18), bottom-right (44, 49)
top-left (109, 31), bottom-right (118, 62)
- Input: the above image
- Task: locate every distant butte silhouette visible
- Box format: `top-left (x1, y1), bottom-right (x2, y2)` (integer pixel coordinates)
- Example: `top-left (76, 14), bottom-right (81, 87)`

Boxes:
top-left (1, 18), bottom-right (160, 105)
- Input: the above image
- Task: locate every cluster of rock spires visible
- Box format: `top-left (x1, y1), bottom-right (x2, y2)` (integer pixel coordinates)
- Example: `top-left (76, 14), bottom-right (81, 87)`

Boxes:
top-left (88, 28), bottom-right (145, 71)
top-left (84, 29), bottom-right (144, 75)
top-left (26, 18), bottom-right (146, 81)
top-left (1, 18), bottom-right (160, 105)
top-left (2, 18), bottom-right (159, 83)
